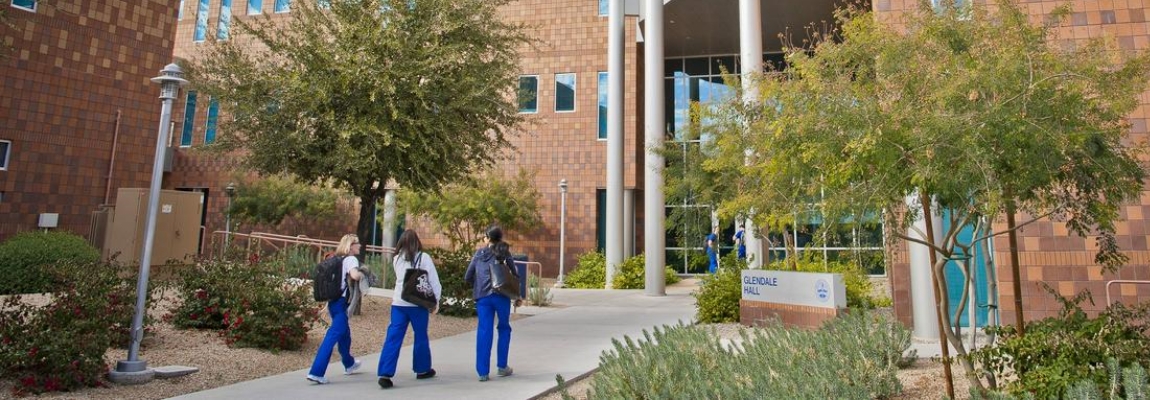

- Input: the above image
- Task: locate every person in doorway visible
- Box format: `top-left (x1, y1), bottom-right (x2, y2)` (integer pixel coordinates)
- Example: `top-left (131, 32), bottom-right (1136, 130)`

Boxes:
top-left (377, 229), bottom-right (442, 389)
top-left (733, 224), bottom-right (747, 261)
top-left (706, 227), bottom-right (719, 274)
top-left (465, 226), bottom-right (522, 382)
top-left (306, 234), bottom-right (365, 384)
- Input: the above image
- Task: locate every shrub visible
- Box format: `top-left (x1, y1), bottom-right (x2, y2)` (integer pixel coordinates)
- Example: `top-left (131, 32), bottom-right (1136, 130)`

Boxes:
top-left (527, 274), bottom-right (552, 306)
top-left (168, 259), bottom-right (322, 351)
top-left (423, 248), bottom-right (477, 317)
top-left (0, 231), bottom-right (101, 295)
top-left (764, 254), bottom-right (883, 309)
top-left (611, 254), bottom-right (682, 289)
top-left (970, 286), bottom-right (1150, 399)
top-left (564, 312), bottom-right (909, 400)
top-left (564, 251), bottom-right (606, 289)
top-left (0, 260), bottom-right (147, 395)
top-left (970, 358), bottom-right (1150, 400)
top-left (692, 254), bottom-right (746, 323)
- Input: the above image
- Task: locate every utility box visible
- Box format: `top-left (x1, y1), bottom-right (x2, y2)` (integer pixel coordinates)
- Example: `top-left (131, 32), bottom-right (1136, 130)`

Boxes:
top-left (104, 188), bottom-right (203, 265)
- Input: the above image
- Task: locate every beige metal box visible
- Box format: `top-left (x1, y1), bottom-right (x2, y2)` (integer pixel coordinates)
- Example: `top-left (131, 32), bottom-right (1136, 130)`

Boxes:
top-left (103, 188), bottom-right (203, 265)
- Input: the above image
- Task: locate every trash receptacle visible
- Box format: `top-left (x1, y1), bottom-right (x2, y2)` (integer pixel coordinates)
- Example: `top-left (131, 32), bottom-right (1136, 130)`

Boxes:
top-left (512, 254), bottom-right (528, 298)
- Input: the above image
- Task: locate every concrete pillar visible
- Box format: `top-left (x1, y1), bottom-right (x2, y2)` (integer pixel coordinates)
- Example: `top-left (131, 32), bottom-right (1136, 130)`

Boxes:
top-left (605, 0), bottom-right (625, 288)
top-left (643, 0), bottom-right (666, 296)
top-left (740, 0), bottom-right (764, 269)
top-left (382, 189), bottom-right (398, 248)
top-left (907, 194), bottom-right (941, 339)
top-left (624, 188), bottom-right (635, 257)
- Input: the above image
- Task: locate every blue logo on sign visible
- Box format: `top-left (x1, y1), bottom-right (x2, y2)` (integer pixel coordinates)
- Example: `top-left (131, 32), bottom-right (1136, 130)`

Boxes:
top-left (815, 279), bottom-right (830, 302)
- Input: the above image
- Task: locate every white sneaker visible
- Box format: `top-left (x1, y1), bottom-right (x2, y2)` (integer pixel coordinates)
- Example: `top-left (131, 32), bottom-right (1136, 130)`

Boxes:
top-left (306, 374), bottom-right (328, 384)
top-left (344, 359), bottom-right (362, 375)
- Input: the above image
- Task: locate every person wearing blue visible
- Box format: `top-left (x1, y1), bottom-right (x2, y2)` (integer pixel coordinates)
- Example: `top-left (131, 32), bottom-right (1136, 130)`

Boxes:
top-left (377, 229), bottom-right (442, 389)
top-left (706, 227), bottom-right (719, 274)
top-left (306, 234), bottom-right (365, 384)
top-left (465, 226), bottom-right (522, 382)
top-left (733, 224), bottom-right (747, 261)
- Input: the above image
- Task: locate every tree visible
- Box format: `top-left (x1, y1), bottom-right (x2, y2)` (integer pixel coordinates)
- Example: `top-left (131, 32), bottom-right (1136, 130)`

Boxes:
top-left (184, 0), bottom-right (532, 242)
top-left (399, 168), bottom-right (542, 252)
top-left (703, 0), bottom-right (1150, 393)
top-left (227, 174), bottom-right (341, 230)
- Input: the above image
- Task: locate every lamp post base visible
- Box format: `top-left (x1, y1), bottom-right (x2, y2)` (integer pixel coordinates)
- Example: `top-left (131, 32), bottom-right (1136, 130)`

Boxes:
top-left (553, 279), bottom-right (565, 288)
top-left (109, 361), bottom-right (155, 385)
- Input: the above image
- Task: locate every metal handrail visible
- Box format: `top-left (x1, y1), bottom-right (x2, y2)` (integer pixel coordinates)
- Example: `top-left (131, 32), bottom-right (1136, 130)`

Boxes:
top-left (515, 261), bottom-right (544, 280)
top-left (1106, 280), bottom-right (1150, 306)
top-left (211, 230), bottom-right (395, 261)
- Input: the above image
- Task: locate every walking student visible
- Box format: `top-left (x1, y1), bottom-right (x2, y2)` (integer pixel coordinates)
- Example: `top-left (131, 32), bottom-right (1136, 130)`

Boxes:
top-left (465, 226), bottom-right (522, 382)
top-left (306, 234), bottom-right (365, 384)
top-left (377, 229), bottom-right (442, 389)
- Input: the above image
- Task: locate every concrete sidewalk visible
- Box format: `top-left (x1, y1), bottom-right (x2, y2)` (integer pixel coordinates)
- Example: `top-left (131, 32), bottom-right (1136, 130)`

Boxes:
top-left (171, 283), bottom-right (697, 400)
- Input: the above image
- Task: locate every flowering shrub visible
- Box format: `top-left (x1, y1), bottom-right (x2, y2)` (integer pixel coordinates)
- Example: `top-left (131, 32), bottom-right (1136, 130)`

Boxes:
top-left (169, 259), bottom-right (321, 351)
top-left (0, 261), bottom-right (146, 395)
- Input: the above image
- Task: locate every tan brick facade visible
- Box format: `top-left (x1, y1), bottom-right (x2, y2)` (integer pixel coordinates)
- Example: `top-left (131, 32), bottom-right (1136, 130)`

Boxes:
top-left (0, 1), bottom-right (179, 241)
top-left (740, 299), bottom-right (845, 329)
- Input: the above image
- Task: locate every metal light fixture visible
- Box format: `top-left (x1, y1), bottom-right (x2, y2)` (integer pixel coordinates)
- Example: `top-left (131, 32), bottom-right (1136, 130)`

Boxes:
top-left (111, 63), bottom-right (187, 384)
top-left (556, 179), bottom-right (568, 288)
top-left (224, 182), bottom-right (236, 247)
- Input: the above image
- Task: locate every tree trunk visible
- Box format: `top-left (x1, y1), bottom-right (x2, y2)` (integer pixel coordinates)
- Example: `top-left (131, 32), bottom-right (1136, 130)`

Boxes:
top-left (350, 194), bottom-right (380, 316)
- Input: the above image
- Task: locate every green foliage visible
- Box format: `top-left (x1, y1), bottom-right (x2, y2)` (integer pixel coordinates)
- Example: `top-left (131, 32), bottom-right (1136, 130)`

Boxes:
top-left (264, 244), bottom-right (323, 280)
top-left (400, 168), bottom-right (542, 251)
top-left (0, 231), bottom-right (101, 295)
top-left (970, 287), bottom-right (1150, 399)
top-left (227, 175), bottom-right (339, 228)
top-left (692, 255), bottom-right (745, 323)
top-left (185, 0), bottom-right (533, 242)
top-left (971, 359), bottom-right (1149, 400)
top-left (527, 273), bottom-right (552, 307)
top-left (168, 259), bottom-right (321, 351)
top-left (564, 251), bottom-right (606, 289)
top-left (0, 261), bottom-right (148, 395)
top-left (610, 254), bottom-right (683, 289)
top-left (423, 248), bottom-right (477, 317)
top-left (570, 312), bottom-right (909, 399)
top-left (764, 254), bottom-right (884, 309)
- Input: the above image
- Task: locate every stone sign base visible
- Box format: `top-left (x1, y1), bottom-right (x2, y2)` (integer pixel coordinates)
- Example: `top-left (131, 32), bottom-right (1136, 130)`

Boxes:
top-left (740, 299), bottom-right (845, 329)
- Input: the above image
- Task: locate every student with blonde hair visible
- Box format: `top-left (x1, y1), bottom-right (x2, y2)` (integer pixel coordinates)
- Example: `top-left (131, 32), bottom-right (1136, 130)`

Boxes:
top-left (306, 233), bottom-right (365, 384)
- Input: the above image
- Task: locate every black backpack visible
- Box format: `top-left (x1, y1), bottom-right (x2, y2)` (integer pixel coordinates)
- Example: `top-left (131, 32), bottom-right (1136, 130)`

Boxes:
top-left (312, 256), bottom-right (346, 302)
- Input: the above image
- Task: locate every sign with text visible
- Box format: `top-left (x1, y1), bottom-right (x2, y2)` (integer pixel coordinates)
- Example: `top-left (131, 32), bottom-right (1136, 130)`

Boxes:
top-left (741, 269), bottom-right (846, 309)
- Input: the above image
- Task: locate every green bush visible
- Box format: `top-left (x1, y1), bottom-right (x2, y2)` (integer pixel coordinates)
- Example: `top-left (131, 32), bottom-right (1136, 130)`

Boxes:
top-left (0, 231), bottom-right (101, 295)
top-left (527, 274), bottom-right (553, 306)
top-left (563, 312), bottom-right (909, 400)
top-left (611, 254), bottom-right (682, 289)
top-left (168, 259), bottom-right (321, 351)
top-left (564, 251), bottom-right (606, 289)
top-left (970, 286), bottom-right (1150, 399)
top-left (692, 254), bottom-right (745, 323)
top-left (970, 358), bottom-right (1150, 400)
top-left (0, 260), bottom-right (148, 395)
top-left (423, 248), bottom-right (477, 317)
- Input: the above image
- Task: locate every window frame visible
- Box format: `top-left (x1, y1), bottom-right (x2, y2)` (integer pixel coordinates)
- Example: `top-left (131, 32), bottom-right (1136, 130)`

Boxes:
top-left (193, 0), bottom-right (210, 42)
top-left (273, 0), bottom-right (289, 13)
top-left (554, 72), bottom-right (577, 113)
top-left (597, 71), bottom-right (608, 140)
top-left (247, 0), bottom-right (261, 15)
top-left (11, 0), bottom-right (36, 12)
top-left (216, 0), bottom-right (232, 41)
top-left (0, 140), bottom-right (11, 170)
top-left (180, 91), bottom-right (198, 147)
top-left (517, 75), bottom-right (539, 114)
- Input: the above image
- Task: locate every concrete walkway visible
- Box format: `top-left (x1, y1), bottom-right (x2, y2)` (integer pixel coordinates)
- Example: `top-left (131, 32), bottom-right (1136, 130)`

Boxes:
top-left (171, 282), bottom-right (698, 400)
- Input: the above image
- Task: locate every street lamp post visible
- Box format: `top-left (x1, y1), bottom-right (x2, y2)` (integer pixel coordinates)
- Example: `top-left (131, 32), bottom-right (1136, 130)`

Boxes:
top-left (556, 179), bottom-right (568, 288)
top-left (224, 182), bottom-right (236, 248)
top-left (110, 63), bottom-right (187, 384)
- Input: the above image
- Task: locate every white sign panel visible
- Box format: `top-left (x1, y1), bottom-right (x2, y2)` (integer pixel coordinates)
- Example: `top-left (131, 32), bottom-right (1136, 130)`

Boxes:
top-left (741, 269), bottom-right (846, 309)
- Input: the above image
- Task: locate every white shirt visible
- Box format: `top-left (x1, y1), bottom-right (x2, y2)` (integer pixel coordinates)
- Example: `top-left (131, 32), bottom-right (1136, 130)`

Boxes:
top-left (341, 255), bottom-right (360, 292)
top-left (391, 252), bottom-right (442, 308)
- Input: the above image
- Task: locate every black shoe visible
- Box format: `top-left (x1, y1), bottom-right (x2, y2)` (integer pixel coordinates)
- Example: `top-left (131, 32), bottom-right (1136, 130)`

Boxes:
top-left (416, 368), bottom-right (437, 379)
top-left (378, 377), bottom-right (393, 389)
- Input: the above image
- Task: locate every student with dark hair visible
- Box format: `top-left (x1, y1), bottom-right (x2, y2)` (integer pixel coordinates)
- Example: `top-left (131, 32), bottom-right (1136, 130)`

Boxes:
top-left (464, 225), bottom-right (522, 382)
top-left (376, 229), bottom-right (441, 389)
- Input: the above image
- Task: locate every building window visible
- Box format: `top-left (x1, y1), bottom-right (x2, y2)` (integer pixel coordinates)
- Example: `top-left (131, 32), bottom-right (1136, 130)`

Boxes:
top-left (555, 73), bottom-right (576, 112)
top-left (764, 211), bottom-right (886, 275)
top-left (0, 140), bottom-right (10, 170)
top-left (247, 0), bottom-right (261, 14)
top-left (517, 76), bottom-right (538, 113)
top-left (318, 0), bottom-right (329, 9)
top-left (273, 0), bottom-right (289, 13)
top-left (205, 98), bottom-right (220, 144)
top-left (193, 0), bottom-right (210, 42)
top-left (11, 0), bottom-right (35, 12)
top-left (179, 0), bottom-right (185, 20)
top-left (217, 0), bottom-right (232, 40)
top-left (598, 71), bottom-right (608, 139)
top-left (181, 91), bottom-right (198, 146)
top-left (596, 189), bottom-right (606, 252)
top-left (598, 0), bottom-right (607, 16)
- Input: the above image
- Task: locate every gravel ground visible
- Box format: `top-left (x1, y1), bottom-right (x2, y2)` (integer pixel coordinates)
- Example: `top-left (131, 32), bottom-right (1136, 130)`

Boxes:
top-left (538, 323), bottom-right (974, 400)
top-left (0, 294), bottom-right (488, 400)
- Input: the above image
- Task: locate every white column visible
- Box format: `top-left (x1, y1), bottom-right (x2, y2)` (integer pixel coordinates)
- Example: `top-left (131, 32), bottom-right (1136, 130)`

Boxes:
top-left (381, 189), bottom-right (398, 248)
top-left (643, 0), bottom-right (666, 296)
top-left (605, 0), bottom-right (625, 288)
top-left (907, 193), bottom-right (941, 339)
top-left (739, 0), bottom-right (764, 269)
top-left (624, 188), bottom-right (635, 257)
